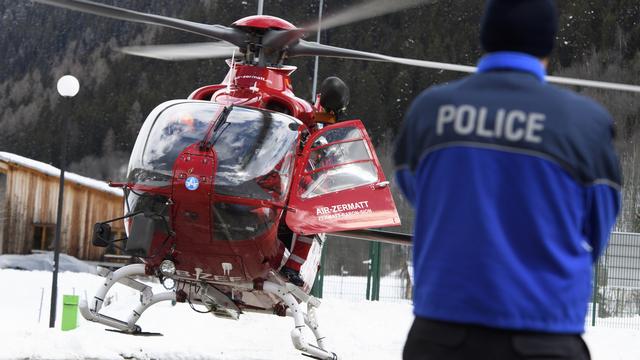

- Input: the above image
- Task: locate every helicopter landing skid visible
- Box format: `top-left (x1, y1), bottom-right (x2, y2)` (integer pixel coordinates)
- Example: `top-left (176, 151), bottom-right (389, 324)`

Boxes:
top-left (262, 281), bottom-right (338, 360)
top-left (79, 265), bottom-right (337, 358)
top-left (79, 264), bottom-right (176, 334)
top-left (105, 329), bottom-right (163, 336)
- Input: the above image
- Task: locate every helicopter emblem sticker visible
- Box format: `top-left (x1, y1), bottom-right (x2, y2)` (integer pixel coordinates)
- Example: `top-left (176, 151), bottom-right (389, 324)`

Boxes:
top-left (185, 176), bottom-right (200, 191)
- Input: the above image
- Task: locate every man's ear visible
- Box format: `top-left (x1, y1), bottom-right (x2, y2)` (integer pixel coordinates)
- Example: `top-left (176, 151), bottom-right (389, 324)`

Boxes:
top-left (540, 57), bottom-right (550, 69)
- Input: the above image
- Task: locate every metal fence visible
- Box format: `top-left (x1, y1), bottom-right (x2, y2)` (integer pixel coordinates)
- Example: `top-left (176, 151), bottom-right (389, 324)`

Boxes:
top-left (312, 234), bottom-right (412, 302)
top-left (312, 231), bottom-right (640, 329)
top-left (589, 232), bottom-right (640, 329)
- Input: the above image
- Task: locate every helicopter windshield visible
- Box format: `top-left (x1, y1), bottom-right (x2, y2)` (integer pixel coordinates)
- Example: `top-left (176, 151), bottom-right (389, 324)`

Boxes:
top-left (211, 107), bottom-right (299, 201)
top-left (128, 101), bottom-right (300, 202)
top-left (128, 101), bottom-right (219, 187)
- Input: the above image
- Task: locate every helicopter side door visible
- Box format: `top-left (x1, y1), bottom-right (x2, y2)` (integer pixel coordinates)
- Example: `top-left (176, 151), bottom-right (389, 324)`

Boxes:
top-left (286, 120), bottom-right (400, 235)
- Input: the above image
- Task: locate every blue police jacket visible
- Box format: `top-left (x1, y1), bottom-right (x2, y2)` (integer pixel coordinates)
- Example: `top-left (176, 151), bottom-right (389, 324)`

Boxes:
top-left (394, 52), bottom-right (621, 333)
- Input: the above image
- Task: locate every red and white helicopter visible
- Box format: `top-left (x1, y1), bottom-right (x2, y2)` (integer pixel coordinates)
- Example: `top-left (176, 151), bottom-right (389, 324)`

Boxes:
top-left (32, 1), bottom-right (640, 359)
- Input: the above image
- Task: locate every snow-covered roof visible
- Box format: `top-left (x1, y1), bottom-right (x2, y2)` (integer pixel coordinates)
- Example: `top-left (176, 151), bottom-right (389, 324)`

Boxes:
top-left (0, 152), bottom-right (123, 197)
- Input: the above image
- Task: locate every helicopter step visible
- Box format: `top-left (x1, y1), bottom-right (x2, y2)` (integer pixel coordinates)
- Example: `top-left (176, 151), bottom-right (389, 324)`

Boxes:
top-left (195, 284), bottom-right (241, 320)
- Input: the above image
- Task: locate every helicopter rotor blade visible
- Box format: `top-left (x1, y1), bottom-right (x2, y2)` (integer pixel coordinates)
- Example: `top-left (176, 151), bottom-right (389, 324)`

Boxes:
top-left (289, 40), bottom-right (640, 93)
top-left (544, 75), bottom-right (640, 93)
top-left (310, 0), bottom-right (437, 34)
top-left (262, 0), bottom-right (436, 50)
top-left (289, 40), bottom-right (477, 72)
top-left (119, 42), bottom-right (239, 61)
top-left (31, 0), bottom-right (247, 47)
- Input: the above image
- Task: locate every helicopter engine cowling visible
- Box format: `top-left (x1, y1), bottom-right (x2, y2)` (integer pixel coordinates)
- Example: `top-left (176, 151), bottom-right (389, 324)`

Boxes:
top-left (191, 64), bottom-right (315, 126)
top-left (231, 15), bottom-right (297, 31)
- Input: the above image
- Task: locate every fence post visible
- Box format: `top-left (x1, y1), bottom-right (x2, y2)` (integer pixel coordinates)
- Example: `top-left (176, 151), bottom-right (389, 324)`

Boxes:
top-left (591, 262), bottom-right (599, 327)
top-left (371, 241), bottom-right (381, 301)
top-left (366, 242), bottom-right (377, 301)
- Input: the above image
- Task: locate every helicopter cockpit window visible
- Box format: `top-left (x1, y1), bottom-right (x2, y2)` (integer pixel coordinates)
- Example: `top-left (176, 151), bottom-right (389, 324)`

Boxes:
top-left (128, 102), bottom-right (221, 187)
top-left (300, 126), bottom-right (378, 198)
top-left (314, 127), bottom-right (362, 143)
top-left (126, 102), bottom-right (299, 202)
top-left (211, 107), bottom-right (299, 202)
top-left (305, 139), bottom-right (371, 173)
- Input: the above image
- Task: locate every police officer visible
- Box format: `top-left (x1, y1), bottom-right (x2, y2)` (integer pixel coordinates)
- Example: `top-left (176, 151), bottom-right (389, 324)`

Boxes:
top-left (394, 1), bottom-right (621, 359)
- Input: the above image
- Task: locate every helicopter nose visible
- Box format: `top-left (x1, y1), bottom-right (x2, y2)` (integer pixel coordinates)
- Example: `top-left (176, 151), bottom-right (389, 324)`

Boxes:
top-left (171, 149), bottom-right (215, 244)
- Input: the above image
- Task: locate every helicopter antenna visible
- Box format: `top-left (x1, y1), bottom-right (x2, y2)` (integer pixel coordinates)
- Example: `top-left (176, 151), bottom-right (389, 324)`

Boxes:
top-left (311, 0), bottom-right (324, 101)
top-left (226, 49), bottom-right (237, 105)
top-left (257, 0), bottom-right (264, 16)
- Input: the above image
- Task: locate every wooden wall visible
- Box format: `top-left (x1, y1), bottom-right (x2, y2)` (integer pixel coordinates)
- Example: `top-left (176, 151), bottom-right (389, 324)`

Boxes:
top-left (0, 161), bottom-right (124, 261)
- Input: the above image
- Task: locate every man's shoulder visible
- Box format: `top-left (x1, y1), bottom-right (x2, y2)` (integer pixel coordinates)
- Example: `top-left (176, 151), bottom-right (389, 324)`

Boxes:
top-left (422, 74), bottom-right (611, 119)
top-left (405, 73), bottom-right (614, 130)
top-left (544, 84), bottom-right (612, 121)
top-left (406, 77), bottom-right (471, 115)
top-left (413, 77), bottom-right (470, 101)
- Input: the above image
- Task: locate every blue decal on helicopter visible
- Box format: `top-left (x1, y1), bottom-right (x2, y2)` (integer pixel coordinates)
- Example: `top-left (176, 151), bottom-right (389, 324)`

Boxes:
top-left (185, 176), bottom-right (200, 191)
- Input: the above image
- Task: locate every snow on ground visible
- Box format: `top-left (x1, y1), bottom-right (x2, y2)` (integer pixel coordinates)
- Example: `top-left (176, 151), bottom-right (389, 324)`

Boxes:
top-left (322, 274), bottom-right (411, 302)
top-left (1, 269), bottom-right (413, 359)
top-left (584, 327), bottom-right (640, 360)
top-left (1, 268), bottom-right (639, 360)
top-left (0, 253), bottom-right (97, 274)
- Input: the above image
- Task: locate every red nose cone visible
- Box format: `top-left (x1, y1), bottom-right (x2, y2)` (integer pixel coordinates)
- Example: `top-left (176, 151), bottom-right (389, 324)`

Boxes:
top-left (232, 15), bottom-right (297, 30)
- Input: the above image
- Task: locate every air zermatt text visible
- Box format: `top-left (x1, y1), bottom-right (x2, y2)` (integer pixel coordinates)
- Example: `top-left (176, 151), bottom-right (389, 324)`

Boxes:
top-left (316, 201), bottom-right (370, 215)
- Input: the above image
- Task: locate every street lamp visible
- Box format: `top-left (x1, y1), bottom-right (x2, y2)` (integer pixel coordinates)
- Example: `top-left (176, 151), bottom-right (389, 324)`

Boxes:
top-left (49, 75), bottom-right (79, 328)
top-left (57, 75), bottom-right (80, 97)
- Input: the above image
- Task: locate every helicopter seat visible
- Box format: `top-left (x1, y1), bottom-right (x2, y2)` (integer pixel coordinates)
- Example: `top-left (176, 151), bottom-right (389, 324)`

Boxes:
top-left (264, 100), bottom-right (292, 115)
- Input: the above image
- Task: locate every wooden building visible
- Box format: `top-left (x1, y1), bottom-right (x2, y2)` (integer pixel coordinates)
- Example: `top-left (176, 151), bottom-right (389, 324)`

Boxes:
top-left (0, 152), bottom-right (124, 261)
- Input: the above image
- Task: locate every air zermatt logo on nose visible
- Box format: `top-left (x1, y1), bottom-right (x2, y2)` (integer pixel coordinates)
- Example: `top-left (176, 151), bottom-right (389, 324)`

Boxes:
top-left (185, 176), bottom-right (200, 191)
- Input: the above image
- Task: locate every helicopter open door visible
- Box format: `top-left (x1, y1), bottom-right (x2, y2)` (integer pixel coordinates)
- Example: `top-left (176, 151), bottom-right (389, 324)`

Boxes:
top-left (286, 120), bottom-right (400, 235)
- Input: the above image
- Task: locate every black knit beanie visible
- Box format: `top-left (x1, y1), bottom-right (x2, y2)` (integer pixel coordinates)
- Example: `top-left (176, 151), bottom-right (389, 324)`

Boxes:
top-left (480, 0), bottom-right (558, 57)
